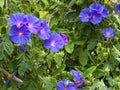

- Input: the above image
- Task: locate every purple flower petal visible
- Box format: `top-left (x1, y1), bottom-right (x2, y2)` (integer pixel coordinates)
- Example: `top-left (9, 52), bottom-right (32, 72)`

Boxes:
top-left (70, 70), bottom-right (83, 87)
top-left (59, 33), bottom-right (68, 45)
top-left (12, 75), bottom-right (23, 83)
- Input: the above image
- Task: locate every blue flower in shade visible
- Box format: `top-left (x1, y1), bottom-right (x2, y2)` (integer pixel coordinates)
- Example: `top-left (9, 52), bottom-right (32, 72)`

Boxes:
top-left (9, 25), bottom-right (31, 44)
top-left (115, 4), bottom-right (120, 14)
top-left (26, 14), bottom-right (41, 34)
top-left (70, 70), bottom-right (83, 87)
top-left (56, 79), bottom-right (77, 90)
top-left (59, 33), bottom-right (68, 45)
top-left (90, 11), bottom-right (102, 24)
top-left (102, 27), bottom-right (114, 38)
top-left (8, 13), bottom-right (26, 28)
top-left (79, 8), bottom-right (92, 22)
top-left (0, 40), bottom-right (2, 43)
top-left (19, 45), bottom-right (25, 52)
top-left (44, 33), bottom-right (64, 52)
top-left (37, 20), bottom-right (51, 40)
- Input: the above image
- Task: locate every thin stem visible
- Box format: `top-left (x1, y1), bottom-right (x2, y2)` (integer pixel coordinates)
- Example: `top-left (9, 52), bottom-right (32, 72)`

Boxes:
top-left (0, 67), bottom-right (10, 76)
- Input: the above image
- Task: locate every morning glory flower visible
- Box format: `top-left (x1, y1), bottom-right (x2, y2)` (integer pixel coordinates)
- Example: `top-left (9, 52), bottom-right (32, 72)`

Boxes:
top-left (115, 4), bottom-right (120, 15)
top-left (79, 2), bottom-right (108, 24)
top-left (102, 27), bottom-right (114, 38)
top-left (44, 33), bottom-right (64, 52)
top-left (26, 14), bottom-right (41, 34)
top-left (70, 70), bottom-right (83, 87)
top-left (9, 25), bottom-right (31, 44)
top-left (79, 8), bottom-right (92, 22)
top-left (37, 20), bottom-right (51, 40)
top-left (90, 11), bottom-right (102, 24)
top-left (56, 79), bottom-right (77, 90)
top-left (89, 2), bottom-right (104, 14)
top-left (59, 33), bottom-right (68, 45)
top-left (8, 13), bottom-right (26, 28)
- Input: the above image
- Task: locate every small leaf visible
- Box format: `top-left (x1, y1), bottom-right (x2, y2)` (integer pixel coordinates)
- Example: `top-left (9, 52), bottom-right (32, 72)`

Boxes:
top-left (41, 0), bottom-right (49, 5)
top-left (83, 66), bottom-right (96, 78)
top-left (69, 0), bottom-right (76, 7)
top-left (52, 65), bottom-right (66, 76)
top-left (87, 39), bottom-right (97, 50)
top-left (0, 0), bottom-right (4, 8)
top-left (65, 43), bottom-right (74, 54)
top-left (50, 16), bottom-right (59, 28)
top-left (79, 49), bottom-right (88, 66)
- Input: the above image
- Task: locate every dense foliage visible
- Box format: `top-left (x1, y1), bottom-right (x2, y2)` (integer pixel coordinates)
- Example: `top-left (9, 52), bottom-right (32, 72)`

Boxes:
top-left (0, 0), bottom-right (120, 90)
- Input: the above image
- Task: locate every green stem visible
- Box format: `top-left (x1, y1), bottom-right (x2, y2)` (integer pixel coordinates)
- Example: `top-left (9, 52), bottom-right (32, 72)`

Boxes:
top-left (0, 67), bottom-right (11, 77)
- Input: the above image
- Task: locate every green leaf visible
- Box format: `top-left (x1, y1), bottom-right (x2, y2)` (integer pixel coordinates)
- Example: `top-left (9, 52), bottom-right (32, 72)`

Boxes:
top-left (17, 53), bottom-right (32, 76)
top-left (87, 39), bottom-right (97, 50)
top-left (0, 43), bottom-right (4, 60)
top-left (73, 37), bottom-right (86, 45)
top-left (64, 10), bottom-right (78, 20)
top-left (50, 16), bottom-right (59, 28)
top-left (55, 28), bottom-right (69, 33)
top-left (79, 49), bottom-right (88, 66)
top-left (83, 66), bottom-right (96, 78)
top-left (0, 40), bottom-right (14, 60)
top-left (69, 0), bottom-right (76, 7)
top-left (52, 64), bottom-right (66, 76)
top-left (65, 43), bottom-right (74, 54)
top-left (0, 0), bottom-right (4, 8)
top-left (41, 0), bottom-right (49, 5)
top-left (4, 40), bottom-right (14, 55)
top-left (42, 77), bottom-right (53, 90)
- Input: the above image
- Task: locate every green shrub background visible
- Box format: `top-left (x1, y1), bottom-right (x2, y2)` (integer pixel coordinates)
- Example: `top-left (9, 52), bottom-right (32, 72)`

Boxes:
top-left (0, 0), bottom-right (120, 90)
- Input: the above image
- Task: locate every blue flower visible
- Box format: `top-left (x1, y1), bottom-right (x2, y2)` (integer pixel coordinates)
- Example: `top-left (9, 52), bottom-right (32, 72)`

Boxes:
top-left (79, 2), bottom-right (108, 24)
top-left (102, 27), bottom-right (114, 38)
top-left (44, 33), bottom-right (64, 52)
top-left (115, 4), bottom-right (120, 14)
top-left (79, 8), bottom-right (92, 22)
top-left (90, 11), bottom-right (102, 24)
top-left (8, 13), bottom-right (26, 28)
top-left (56, 79), bottom-right (77, 90)
top-left (70, 70), bottom-right (83, 87)
top-left (26, 14), bottom-right (41, 34)
top-left (37, 20), bottom-right (51, 40)
top-left (9, 25), bottom-right (31, 44)
top-left (89, 2), bottom-right (104, 14)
